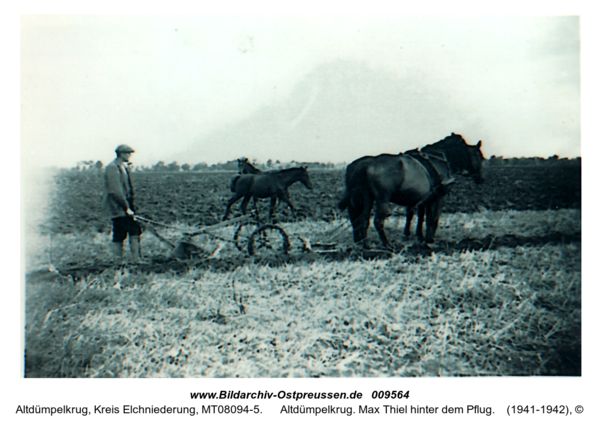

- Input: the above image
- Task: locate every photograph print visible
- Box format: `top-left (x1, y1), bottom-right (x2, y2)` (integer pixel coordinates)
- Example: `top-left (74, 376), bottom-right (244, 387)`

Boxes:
top-left (21, 15), bottom-right (581, 378)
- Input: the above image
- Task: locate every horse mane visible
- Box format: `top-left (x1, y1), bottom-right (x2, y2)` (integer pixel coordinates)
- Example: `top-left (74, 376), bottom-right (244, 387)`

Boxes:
top-left (421, 133), bottom-right (479, 173)
top-left (422, 133), bottom-right (467, 151)
top-left (239, 157), bottom-right (262, 174)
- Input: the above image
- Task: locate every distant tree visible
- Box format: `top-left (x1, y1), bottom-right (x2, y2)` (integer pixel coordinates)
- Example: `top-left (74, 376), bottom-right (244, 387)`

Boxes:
top-left (221, 160), bottom-right (239, 171)
top-left (73, 160), bottom-right (97, 171)
top-left (266, 159), bottom-right (273, 168)
top-left (192, 163), bottom-right (208, 171)
top-left (94, 160), bottom-right (103, 170)
top-left (152, 161), bottom-right (166, 172)
top-left (181, 163), bottom-right (191, 171)
top-left (167, 162), bottom-right (181, 172)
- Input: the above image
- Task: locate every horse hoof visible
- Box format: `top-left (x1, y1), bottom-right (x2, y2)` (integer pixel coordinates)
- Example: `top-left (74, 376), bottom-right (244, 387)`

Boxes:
top-left (383, 244), bottom-right (395, 253)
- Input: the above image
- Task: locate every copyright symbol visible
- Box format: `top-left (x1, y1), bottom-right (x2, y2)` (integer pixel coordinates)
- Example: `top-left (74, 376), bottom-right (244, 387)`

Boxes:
top-left (575, 405), bottom-right (584, 414)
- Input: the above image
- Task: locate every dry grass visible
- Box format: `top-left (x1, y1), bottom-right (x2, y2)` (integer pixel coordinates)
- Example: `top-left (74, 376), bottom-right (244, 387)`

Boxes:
top-left (24, 209), bottom-right (581, 377)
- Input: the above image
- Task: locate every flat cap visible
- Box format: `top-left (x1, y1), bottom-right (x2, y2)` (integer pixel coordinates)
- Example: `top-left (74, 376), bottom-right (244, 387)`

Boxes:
top-left (115, 144), bottom-right (135, 153)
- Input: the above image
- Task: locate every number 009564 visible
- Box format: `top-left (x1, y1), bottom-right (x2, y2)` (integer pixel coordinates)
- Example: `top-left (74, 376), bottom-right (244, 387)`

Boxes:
top-left (371, 391), bottom-right (409, 400)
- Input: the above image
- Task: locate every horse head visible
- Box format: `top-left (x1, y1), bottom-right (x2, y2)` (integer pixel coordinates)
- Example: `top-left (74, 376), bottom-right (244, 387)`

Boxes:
top-left (237, 158), bottom-right (249, 172)
top-left (454, 138), bottom-right (484, 184)
top-left (466, 140), bottom-right (485, 184)
top-left (424, 133), bottom-right (485, 184)
top-left (299, 166), bottom-right (313, 190)
top-left (238, 157), bottom-right (262, 174)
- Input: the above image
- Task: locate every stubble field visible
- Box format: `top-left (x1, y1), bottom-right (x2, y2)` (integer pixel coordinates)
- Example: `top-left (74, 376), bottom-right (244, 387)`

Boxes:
top-left (24, 165), bottom-right (581, 377)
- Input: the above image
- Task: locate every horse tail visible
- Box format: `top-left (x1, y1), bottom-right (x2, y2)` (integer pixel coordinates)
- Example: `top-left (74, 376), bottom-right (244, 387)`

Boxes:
top-left (230, 175), bottom-right (240, 192)
top-left (339, 187), bottom-right (367, 213)
top-left (338, 192), bottom-right (351, 211)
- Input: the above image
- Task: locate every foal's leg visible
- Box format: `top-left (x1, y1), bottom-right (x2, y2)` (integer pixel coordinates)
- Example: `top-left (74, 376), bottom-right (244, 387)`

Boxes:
top-left (240, 196), bottom-right (252, 215)
top-left (278, 191), bottom-right (296, 220)
top-left (267, 196), bottom-right (287, 222)
top-left (223, 193), bottom-right (244, 221)
top-left (251, 197), bottom-right (260, 219)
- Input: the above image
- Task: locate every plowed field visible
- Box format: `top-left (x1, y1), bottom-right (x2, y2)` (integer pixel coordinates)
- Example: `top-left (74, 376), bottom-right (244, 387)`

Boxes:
top-left (24, 164), bottom-right (581, 378)
top-left (41, 165), bottom-right (580, 234)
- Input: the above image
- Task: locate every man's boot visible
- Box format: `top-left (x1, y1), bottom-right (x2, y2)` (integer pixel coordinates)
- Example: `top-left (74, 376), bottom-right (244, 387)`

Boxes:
top-left (110, 242), bottom-right (123, 264)
top-left (129, 235), bottom-right (144, 264)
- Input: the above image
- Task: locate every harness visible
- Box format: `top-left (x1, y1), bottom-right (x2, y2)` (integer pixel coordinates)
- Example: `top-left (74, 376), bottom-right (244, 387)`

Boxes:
top-left (405, 150), bottom-right (455, 210)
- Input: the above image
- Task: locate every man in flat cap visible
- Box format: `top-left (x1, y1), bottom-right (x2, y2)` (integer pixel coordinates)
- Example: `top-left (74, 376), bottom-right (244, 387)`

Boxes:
top-left (103, 144), bottom-right (143, 264)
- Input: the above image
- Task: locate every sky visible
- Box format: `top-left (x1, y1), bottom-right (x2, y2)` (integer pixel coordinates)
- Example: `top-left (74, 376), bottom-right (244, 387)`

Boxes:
top-left (21, 14), bottom-right (581, 169)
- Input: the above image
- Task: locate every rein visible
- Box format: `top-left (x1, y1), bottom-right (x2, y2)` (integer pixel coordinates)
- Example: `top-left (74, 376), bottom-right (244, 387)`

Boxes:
top-left (135, 215), bottom-right (250, 238)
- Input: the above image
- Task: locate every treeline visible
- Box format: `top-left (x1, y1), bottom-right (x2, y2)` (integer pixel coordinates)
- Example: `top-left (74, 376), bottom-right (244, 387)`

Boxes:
top-left (71, 158), bottom-right (345, 172)
top-left (71, 155), bottom-right (580, 172)
top-left (485, 155), bottom-right (581, 167)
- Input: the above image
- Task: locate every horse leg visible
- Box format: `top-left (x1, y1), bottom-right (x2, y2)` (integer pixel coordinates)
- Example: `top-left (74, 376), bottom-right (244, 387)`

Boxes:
top-left (373, 200), bottom-right (393, 250)
top-left (268, 197), bottom-right (278, 221)
top-left (416, 205), bottom-right (426, 241)
top-left (404, 207), bottom-right (415, 238)
top-left (357, 193), bottom-right (374, 249)
top-left (347, 202), bottom-right (362, 244)
top-left (240, 196), bottom-right (252, 215)
top-left (279, 191), bottom-right (296, 220)
top-left (424, 198), bottom-right (443, 243)
top-left (345, 190), bottom-right (373, 248)
top-left (252, 197), bottom-right (260, 220)
top-left (223, 194), bottom-right (244, 221)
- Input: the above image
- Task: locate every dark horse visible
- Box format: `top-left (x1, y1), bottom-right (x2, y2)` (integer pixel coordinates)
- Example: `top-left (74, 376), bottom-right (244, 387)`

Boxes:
top-left (223, 167), bottom-right (313, 221)
top-left (231, 158), bottom-right (263, 192)
top-left (237, 157), bottom-right (262, 175)
top-left (338, 133), bottom-right (484, 248)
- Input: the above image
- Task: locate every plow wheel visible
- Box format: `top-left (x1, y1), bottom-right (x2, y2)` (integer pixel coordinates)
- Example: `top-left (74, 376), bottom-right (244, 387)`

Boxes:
top-left (248, 224), bottom-right (290, 256)
top-left (233, 221), bottom-right (259, 252)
